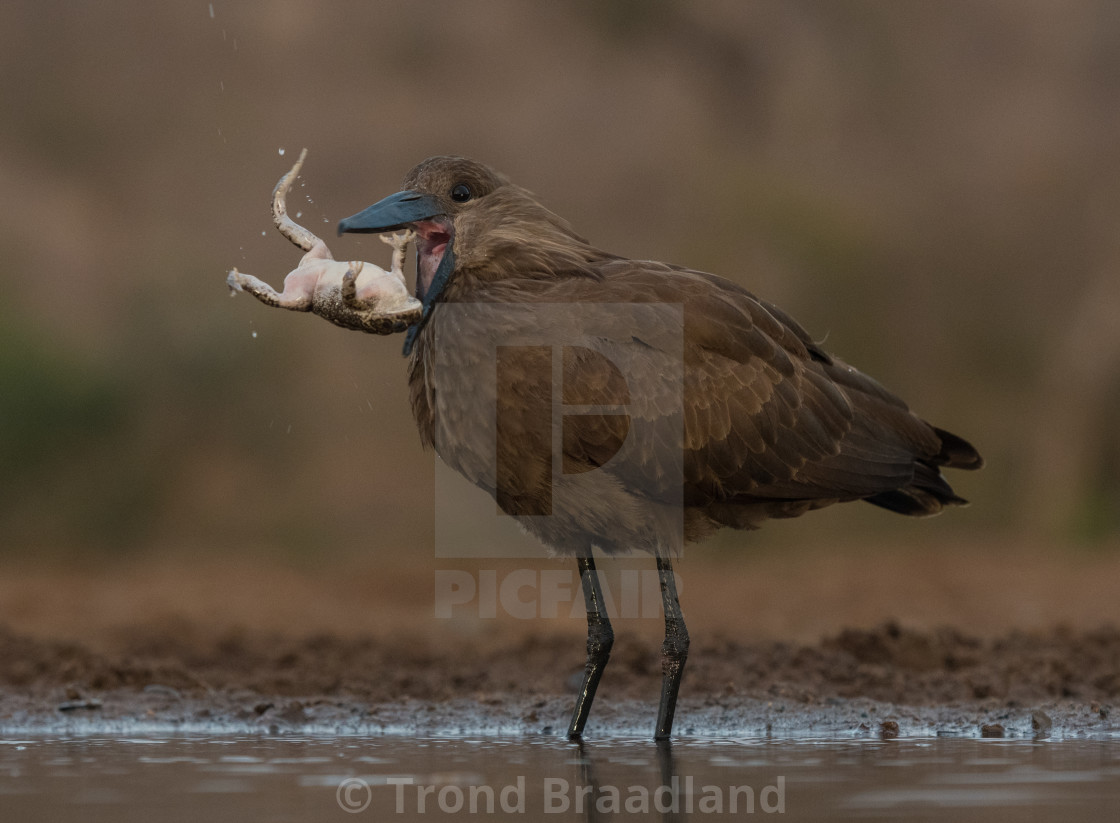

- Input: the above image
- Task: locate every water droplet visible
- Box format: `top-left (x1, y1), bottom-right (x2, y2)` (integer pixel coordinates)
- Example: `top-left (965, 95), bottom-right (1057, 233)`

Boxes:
top-left (251, 331), bottom-right (258, 339)
top-left (278, 148), bottom-right (286, 156)
top-left (295, 211), bottom-right (302, 218)
top-left (261, 231), bottom-right (266, 236)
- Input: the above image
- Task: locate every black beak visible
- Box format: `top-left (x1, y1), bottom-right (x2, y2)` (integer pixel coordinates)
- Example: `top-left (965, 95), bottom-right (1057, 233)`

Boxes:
top-left (338, 189), bottom-right (452, 357)
top-left (337, 190), bottom-right (445, 236)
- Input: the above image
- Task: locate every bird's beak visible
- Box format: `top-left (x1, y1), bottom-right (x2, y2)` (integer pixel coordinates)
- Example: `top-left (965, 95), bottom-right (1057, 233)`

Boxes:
top-left (337, 190), bottom-right (445, 236)
top-left (338, 190), bottom-right (453, 357)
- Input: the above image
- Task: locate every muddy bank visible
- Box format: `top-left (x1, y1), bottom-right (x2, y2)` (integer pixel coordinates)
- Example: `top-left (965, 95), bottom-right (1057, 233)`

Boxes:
top-left (1, 620), bottom-right (1116, 738)
top-left (1, 550), bottom-right (1118, 737)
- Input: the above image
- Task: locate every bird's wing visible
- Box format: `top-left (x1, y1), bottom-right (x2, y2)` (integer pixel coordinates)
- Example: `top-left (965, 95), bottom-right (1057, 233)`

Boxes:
top-left (513, 260), bottom-right (944, 509)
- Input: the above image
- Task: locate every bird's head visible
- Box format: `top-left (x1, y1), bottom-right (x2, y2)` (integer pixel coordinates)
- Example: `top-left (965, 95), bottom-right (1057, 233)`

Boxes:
top-left (339, 156), bottom-right (601, 353)
top-left (337, 155), bottom-right (504, 319)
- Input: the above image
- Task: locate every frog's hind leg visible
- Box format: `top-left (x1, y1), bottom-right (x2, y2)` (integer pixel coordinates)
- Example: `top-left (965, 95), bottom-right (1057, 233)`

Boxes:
top-left (227, 268), bottom-right (313, 311)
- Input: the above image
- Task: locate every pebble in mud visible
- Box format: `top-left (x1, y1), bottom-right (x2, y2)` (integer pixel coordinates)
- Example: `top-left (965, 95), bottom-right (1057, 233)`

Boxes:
top-left (57, 699), bottom-right (102, 712)
top-left (879, 719), bottom-right (900, 739)
top-left (1032, 709), bottom-right (1053, 735)
top-left (980, 722), bottom-right (1005, 738)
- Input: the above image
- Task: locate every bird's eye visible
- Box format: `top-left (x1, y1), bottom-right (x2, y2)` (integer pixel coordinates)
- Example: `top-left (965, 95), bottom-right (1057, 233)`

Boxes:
top-left (450, 183), bottom-right (472, 203)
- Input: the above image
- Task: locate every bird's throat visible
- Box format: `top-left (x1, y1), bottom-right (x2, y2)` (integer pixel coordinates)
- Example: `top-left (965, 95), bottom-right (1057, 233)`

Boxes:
top-left (403, 219), bottom-right (456, 357)
top-left (414, 218), bottom-right (454, 304)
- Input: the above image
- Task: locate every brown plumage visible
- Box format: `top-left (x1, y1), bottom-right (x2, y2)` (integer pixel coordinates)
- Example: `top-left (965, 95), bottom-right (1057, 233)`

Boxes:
top-left (338, 156), bottom-right (983, 740)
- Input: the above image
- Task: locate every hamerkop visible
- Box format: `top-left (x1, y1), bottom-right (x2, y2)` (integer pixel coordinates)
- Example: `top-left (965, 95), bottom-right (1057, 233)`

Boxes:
top-left (337, 156), bottom-right (983, 740)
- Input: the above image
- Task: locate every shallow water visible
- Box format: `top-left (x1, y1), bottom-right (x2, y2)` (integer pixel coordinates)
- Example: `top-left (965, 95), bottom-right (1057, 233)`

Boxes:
top-left (1, 735), bottom-right (1118, 821)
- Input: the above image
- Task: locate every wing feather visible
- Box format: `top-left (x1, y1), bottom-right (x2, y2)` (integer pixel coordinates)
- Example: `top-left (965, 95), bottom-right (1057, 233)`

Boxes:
top-left (417, 257), bottom-right (980, 533)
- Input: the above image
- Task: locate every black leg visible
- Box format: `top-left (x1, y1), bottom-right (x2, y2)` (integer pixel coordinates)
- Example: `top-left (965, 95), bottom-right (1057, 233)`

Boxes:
top-left (568, 554), bottom-right (614, 739)
top-left (654, 554), bottom-right (689, 740)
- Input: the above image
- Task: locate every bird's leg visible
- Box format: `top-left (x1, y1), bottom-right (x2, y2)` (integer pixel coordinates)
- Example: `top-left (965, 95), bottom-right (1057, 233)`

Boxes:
top-left (568, 554), bottom-right (614, 739)
top-left (654, 554), bottom-right (689, 740)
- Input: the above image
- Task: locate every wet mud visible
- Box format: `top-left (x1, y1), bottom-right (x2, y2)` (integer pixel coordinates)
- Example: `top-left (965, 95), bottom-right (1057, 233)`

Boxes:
top-left (1, 620), bottom-right (1116, 738)
top-left (2, 552), bottom-right (1118, 738)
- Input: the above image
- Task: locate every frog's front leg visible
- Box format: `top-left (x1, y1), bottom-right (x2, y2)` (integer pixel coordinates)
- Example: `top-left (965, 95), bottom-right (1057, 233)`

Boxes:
top-left (381, 230), bottom-right (414, 287)
top-left (341, 230), bottom-right (414, 311)
top-left (339, 261), bottom-right (367, 309)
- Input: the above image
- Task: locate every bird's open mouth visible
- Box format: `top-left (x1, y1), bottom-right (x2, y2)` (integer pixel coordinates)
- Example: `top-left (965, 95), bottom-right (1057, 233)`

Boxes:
top-left (336, 190), bottom-right (456, 346)
top-left (412, 217), bottom-right (454, 302)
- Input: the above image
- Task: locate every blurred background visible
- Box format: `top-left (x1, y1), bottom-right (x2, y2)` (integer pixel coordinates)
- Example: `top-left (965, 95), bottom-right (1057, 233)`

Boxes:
top-left (1, 0), bottom-right (1118, 581)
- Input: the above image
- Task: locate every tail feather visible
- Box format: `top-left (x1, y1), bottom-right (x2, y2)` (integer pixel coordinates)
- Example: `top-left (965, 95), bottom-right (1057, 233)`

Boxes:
top-left (932, 426), bottom-right (984, 470)
top-left (865, 459), bottom-right (970, 517)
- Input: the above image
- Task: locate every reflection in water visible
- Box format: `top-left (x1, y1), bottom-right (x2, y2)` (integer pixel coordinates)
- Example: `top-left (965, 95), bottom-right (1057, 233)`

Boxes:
top-left (0, 735), bottom-right (1117, 821)
top-left (572, 739), bottom-right (694, 822)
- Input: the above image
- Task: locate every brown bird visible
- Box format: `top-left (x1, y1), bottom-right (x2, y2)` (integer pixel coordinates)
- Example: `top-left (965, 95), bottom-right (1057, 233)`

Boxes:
top-left (337, 156), bottom-right (983, 740)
